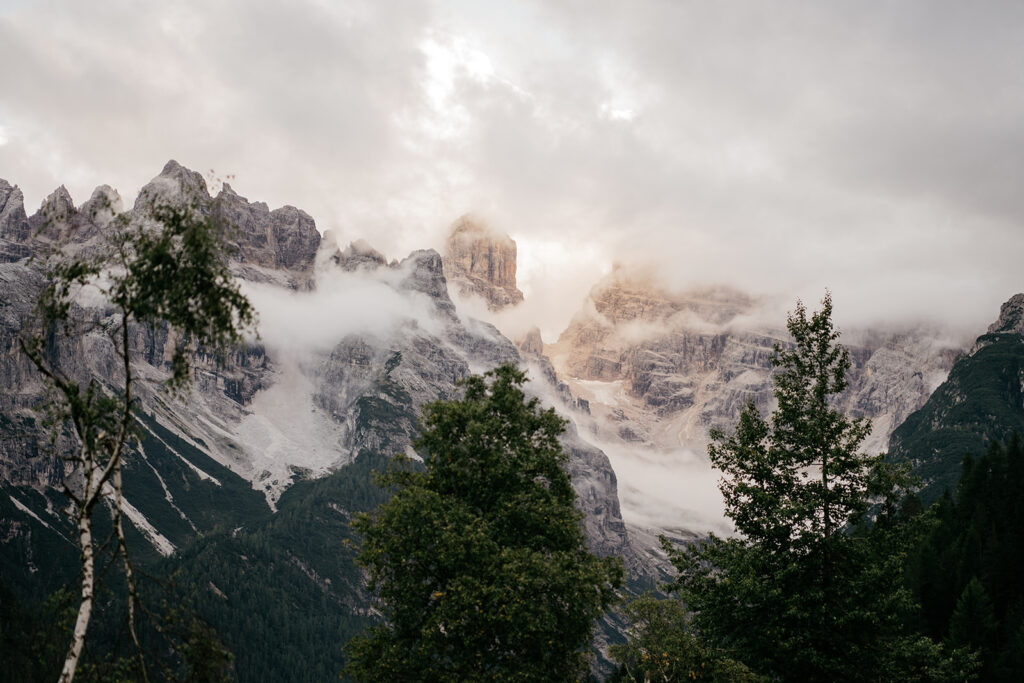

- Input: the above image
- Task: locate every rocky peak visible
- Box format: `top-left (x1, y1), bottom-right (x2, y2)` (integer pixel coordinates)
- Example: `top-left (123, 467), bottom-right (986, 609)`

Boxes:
top-left (517, 326), bottom-right (545, 356)
top-left (212, 182), bottom-right (320, 282)
top-left (0, 179), bottom-right (16, 204)
top-left (332, 238), bottom-right (388, 272)
top-left (588, 276), bottom-right (677, 326)
top-left (988, 293), bottom-right (1024, 336)
top-left (79, 185), bottom-right (123, 227)
top-left (441, 214), bottom-right (524, 311)
top-left (587, 268), bottom-right (754, 327)
top-left (267, 205), bottom-right (320, 271)
top-left (41, 185), bottom-right (76, 222)
top-left (398, 249), bottom-right (457, 318)
top-left (134, 159), bottom-right (210, 212)
top-left (0, 180), bottom-right (31, 250)
top-left (555, 270), bottom-right (757, 365)
top-left (28, 185), bottom-right (78, 239)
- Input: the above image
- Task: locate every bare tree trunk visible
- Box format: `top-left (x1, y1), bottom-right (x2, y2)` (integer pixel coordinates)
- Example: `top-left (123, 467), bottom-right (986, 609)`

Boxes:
top-left (112, 462), bottom-right (149, 682)
top-left (60, 510), bottom-right (95, 683)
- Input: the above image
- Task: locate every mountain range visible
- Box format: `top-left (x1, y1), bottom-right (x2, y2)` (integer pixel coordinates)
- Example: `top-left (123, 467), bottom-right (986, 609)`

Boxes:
top-left (1, 160), bottom-right (1020, 679)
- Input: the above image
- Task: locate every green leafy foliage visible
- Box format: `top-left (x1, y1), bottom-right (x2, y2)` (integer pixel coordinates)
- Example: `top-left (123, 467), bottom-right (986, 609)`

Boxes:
top-left (709, 294), bottom-right (875, 553)
top-left (106, 202), bottom-right (255, 390)
top-left (344, 364), bottom-right (623, 682)
top-left (949, 578), bottom-right (997, 652)
top-left (608, 594), bottom-right (762, 682)
top-left (17, 194), bottom-right (257, 682)
top-left (0, 581), bottom-right (69, 681)
top-left (665, 295), bottom-right (964, 681)
top-left (0, 444), bottom-right (395, 682)
top-left (168, 451), bottom-right (391, 682)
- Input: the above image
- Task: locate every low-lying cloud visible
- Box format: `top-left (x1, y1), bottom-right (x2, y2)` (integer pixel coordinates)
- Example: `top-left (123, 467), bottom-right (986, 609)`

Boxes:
top-left (242, 262), bottom-right (444, 357)
top-left (2, 0), bottom-right (1021, 340)
top-left (594, 438), bottom-right (731, 536)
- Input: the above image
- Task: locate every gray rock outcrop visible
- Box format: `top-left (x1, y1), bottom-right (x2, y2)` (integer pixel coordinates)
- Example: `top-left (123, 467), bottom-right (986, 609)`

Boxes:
top-left (133, 159), bottom-right (209, 213)
top-left (331, 238), bottom-right (388, 272)
top-left (0, 180), bottom-right (33, 262)
top-left (988, 293), bottom-right (1024, 336)
top-left (214, 183), bottom-right (320, 287)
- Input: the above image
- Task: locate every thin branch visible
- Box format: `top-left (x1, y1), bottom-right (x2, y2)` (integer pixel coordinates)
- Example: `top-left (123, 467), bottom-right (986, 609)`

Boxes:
top-left (112, 308), bottom-right (149, 682)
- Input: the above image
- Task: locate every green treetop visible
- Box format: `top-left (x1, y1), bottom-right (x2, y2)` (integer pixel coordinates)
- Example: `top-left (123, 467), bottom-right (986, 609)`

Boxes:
top-left (344, 364), bottom-right (623, 682)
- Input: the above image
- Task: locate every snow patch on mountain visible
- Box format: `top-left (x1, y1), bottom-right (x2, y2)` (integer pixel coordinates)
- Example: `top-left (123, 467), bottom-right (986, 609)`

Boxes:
top-left (234, 357), bottom-right (351, 505)
top-left (114, 494), bottom-right (175, 557)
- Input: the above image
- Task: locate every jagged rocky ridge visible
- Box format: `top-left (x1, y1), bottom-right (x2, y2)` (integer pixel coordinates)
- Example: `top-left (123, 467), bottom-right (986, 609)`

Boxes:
top-left (1, 160), bottom-right (993, 677)
top-left (547, 267), bottom-right (959, 454)
top-left (0, 161), bottom-right (648, 678)
top-left (0, 161), bottom-right (635, 568)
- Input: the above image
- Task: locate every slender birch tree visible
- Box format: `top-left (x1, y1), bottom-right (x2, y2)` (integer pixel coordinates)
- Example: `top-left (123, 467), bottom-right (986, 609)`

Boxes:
top-left (20, 196), bottom-right (254, 682)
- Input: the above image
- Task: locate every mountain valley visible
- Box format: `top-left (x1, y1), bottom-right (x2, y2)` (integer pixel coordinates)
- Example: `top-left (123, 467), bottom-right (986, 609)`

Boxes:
top-left (1, 161), bottom-right (1020, 679)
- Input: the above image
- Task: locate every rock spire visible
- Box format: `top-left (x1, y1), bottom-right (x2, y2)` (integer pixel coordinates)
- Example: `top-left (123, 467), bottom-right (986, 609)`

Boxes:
top-left (441, 214), bottom-right (524, 311)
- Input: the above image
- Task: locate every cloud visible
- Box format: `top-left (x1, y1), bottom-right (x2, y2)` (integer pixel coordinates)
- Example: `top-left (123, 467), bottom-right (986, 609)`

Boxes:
top-left (521, 358), bottom-right (731, 534)
top-left (445, 232), bottom-right (613, 344)
top-left (590, 438), bottom-right (731, 536)
top-left (242, 259), bottom-right (445, 357)
top-left (1, 0), bottom-right (1021, 338)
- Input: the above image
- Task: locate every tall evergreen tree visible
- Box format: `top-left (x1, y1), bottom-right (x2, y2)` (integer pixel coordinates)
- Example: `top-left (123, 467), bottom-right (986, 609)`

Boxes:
top-left (949, 578), bottom-right (997, 653)
top-left (344, 365), bottom-right (623, 682)
top-left (908, 434), bottom-right (1024, 680)
top-left (608, 594), bottom-right (761, 682)
top-left (666, 294), bottom-right (959, 681)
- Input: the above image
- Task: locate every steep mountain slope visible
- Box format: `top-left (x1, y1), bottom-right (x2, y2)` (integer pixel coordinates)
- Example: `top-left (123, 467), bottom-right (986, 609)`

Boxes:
top-left (2, 159), bottom-right (992, 678)
top-left (544, 266), bottom-right (961, 532)
top-left (0, 162), bottom-right (637, 678)
top-left (0, 160), bottom-right (631, 552)
top-left (888, 293), bottom-right (1024, 502)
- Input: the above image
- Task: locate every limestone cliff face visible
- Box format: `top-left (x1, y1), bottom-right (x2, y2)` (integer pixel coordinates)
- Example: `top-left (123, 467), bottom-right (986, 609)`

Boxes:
top-left (131, 161), bottom-right (322, 289)
top-left (441, 214), bottom-right (524, 311)
top-left (133, 159), bottom-right (208, 213)
top-left (0, 163), bottom-right (637, 571)
top-left (1, 181), bottom-right (122, 263)
top-left (330, 238), bottom-right (388, 272)
top-left (547, 269), bottom-right (960, 459)
top-left (213, 183), bottom-right (320, 288)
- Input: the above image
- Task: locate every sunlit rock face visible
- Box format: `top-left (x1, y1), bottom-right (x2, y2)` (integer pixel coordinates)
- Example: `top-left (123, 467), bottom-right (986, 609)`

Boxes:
top-left (441, 214), bottom-right (524, 311)
top-left (546, 267), bottom-right (960, 462)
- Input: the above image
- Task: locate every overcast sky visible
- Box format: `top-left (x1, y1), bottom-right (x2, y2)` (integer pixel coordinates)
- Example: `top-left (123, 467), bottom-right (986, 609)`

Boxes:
top-left (2, 0), bottom-right (1022, 338)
